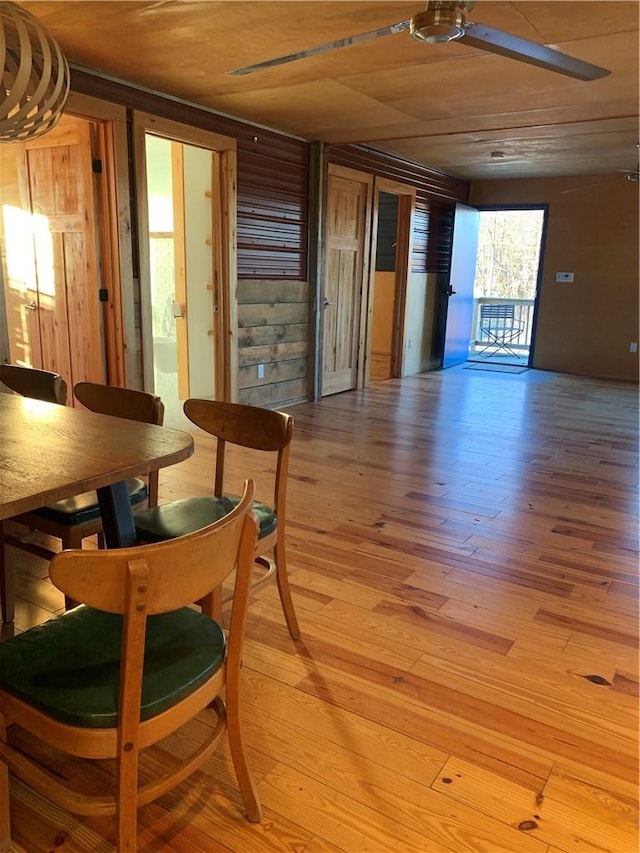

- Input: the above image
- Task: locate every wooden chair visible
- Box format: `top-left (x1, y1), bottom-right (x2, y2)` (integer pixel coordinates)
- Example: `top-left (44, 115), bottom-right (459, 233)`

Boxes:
top-left (0, 480), bottom-right (261, 852)
top-left (476, 303), bottom-right (524, 359)
top-left (0, 381), bottom-right (164, 624)
top-left (0, 365), bottom-right (68, 624)
top-left (0, 363), bottom-right (67, 405)
top-left (133, 399), bottom-right (300, 640)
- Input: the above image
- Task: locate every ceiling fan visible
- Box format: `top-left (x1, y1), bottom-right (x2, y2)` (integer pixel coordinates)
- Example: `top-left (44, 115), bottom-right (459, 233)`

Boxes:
top-left (561, 169), bottom-right (640, 195)
top-left (228, 1), bottom-right (610, 81)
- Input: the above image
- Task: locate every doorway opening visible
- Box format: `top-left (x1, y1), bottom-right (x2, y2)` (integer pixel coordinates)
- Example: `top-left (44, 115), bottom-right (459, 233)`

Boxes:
top-left (468, 207), bottom-right (546, 365)
top-left (364, 177), bottom-right (415, 385)
top-left (144, 134), bottom-right (217, 427)
top-left (369, 191), bottom-right (398, 382)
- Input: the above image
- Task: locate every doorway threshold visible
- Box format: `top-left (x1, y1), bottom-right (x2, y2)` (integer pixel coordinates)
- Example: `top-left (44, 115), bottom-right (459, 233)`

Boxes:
top-left (464, 362), bottom-right (529, 374)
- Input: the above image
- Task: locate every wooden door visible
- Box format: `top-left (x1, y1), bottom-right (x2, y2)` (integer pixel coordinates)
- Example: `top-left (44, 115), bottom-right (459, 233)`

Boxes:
top-left (0, 116), bottom-right (104, 395)
top-left (321, 165), bottom-right (372, 396)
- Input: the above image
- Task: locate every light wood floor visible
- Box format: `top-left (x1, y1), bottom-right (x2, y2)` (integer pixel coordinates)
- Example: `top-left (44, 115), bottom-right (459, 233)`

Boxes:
top-left (4, 366), bottom-right (639, 852)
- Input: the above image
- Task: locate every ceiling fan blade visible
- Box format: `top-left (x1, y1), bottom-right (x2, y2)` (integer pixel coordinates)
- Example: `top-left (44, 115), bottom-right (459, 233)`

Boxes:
top-left (561, 178), bottom-right (619, 195)
top-left (459, 22), bottom-right (610, 81)
top-left (229, 19), bottom-right (410, 76)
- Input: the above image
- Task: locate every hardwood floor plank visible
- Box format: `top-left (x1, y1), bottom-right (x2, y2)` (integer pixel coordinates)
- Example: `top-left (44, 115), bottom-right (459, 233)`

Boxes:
top-left (372, 599), bottom-right (514, 654)
top-left (534, 609), bottom-right (638, 647)
top-left (241, 669), bottom-right (449, 789)
top-left (292, 662), bottom-right (554, 791)
top-left (259, 764), bottom-right (549, 853)
top-left (543, 764), bottom-right (638, 834)
top-left (431, 757), bottom-right (637, 853)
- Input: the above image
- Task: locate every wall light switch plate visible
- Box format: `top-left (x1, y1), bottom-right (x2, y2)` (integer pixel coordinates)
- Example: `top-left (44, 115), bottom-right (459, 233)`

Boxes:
top-left (555, 272), bottom-right (574, 282)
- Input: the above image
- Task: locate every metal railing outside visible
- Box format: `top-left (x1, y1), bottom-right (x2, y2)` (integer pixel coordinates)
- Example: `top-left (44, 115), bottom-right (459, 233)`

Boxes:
top-left (470, 297), bottom-right (535, 356)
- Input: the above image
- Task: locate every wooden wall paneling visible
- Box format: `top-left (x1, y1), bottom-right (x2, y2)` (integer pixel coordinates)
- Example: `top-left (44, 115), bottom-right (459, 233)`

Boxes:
top-left (236, 131), bottom-right (308, 283)
top-left (328, 145), bottom-right (469, 202)
top-left (413, 199), bottom-right (456, 275)
top-left (237, 279), bottom-right (309, 408)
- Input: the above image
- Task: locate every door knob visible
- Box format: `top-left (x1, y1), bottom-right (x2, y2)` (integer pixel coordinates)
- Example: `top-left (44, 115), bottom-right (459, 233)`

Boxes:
top-left (25, 301), bottom-right (37, 311)
top-left (323, 298), bottom-right (333, 308)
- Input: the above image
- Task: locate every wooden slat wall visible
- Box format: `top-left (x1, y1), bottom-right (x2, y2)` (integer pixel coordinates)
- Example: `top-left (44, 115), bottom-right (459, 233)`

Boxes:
top-left (237, 279), bottom-right (309, 407)
top-left (236, 135), bottom-right (308, 280)
top-left (235, 136), bottom-right (309, 407)
top-left (327, 144), bottom-right (467, 274)
top-left (412, 201), bottom-right (456, 274)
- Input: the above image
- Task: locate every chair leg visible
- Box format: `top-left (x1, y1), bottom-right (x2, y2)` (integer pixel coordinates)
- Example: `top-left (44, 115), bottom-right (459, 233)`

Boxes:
top-left (62, 530), bottom-right (83, 612)
top-left (224, 698), bottom-right (262, 823)
top-left (273, 536), bottom-right (300, 640)
top-left (0, 715), bottom-right (11, 852)
top-left (115, 748), bottom-right (139, 852)
top-left (0, 523), bottom-right (14, 625)
top-left (199, 586), bottom-right (223, 624)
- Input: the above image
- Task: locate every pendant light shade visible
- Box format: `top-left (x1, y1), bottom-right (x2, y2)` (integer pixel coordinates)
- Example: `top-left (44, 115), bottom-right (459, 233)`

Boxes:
top-left (0, 1), bottom-right (69, 143)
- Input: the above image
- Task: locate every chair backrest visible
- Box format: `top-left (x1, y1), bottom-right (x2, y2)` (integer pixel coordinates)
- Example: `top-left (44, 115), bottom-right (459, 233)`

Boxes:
top-left (0, 363), bottom-right (67, 405)
top-left (183, 399), bottom-right (293, 512)
top-left (50, 479), bottom-right (257, 617)
top-left (480, 304), bottom-right (516, 324)
top-left (74, 382), bottom-right (165, 506)
top-left (49, 480), bottom-right (258, 743)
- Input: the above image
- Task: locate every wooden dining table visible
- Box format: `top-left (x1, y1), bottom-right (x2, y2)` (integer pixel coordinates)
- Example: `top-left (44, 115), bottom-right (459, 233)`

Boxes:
top-left (0, 393), bottom-right (194, 622)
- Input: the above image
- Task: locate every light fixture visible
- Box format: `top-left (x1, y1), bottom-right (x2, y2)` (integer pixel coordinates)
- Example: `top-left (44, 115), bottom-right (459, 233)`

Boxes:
top-left (0, 1), bottom-right (69, 143)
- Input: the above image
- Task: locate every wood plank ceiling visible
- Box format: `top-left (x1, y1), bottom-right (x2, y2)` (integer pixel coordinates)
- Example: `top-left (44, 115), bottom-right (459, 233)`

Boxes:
top-left (19, 1), bottom-right (640, 180)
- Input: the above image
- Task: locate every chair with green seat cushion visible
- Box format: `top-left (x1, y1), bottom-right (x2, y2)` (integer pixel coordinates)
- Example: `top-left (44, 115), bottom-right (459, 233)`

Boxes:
top-left (134, 494), bottom-right (277, 541)
top-left (0, 480), bottom-right (261, 852)
top-left (1, 381), bottom-right (164, 622)
top-left (0, 605), bottom-right (226, 727)
top-left (133, 398), bottom-right (300, 640)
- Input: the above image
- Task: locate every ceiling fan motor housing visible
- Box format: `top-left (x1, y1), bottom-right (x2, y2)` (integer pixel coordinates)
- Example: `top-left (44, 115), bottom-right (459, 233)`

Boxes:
top-left (411, 2), bottom-right (474, 44)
